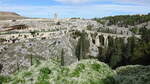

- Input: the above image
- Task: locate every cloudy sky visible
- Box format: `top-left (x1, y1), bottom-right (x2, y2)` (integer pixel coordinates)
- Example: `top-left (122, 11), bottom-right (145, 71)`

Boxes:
top-left (0, 0), bottom-right (150, 18)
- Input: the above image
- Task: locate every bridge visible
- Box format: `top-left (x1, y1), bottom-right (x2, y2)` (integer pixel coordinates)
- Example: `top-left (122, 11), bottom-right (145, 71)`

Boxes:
top-left (86, 30), bottom-right (141, 47)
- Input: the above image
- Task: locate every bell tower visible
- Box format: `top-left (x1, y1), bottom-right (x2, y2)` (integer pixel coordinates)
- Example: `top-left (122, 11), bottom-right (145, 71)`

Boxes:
top-left (54, 13), bottom-right (58, 19)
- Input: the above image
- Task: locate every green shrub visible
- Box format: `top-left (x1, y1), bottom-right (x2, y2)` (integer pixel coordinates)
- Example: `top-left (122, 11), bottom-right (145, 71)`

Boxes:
top-left (115, 65), bottom-right (150, 84)
top-left (4, 59), bottom-right (115, 84)
top-left (0, 75), bottom-right (11, 83)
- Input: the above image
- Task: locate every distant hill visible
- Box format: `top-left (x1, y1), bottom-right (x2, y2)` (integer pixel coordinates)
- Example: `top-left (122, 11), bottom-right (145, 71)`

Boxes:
top-left (94, 14), bottom-right (150, 27)
top-left (0, 11), bottom-right (28, 20)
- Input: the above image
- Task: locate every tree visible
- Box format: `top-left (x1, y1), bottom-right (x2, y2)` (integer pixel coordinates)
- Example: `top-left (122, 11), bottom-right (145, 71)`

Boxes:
top-left (140, 27), bottom-right (150, 43)
top-left (30, 54), bottom-right (33, 66)
top-left (122, 39), bottom-right (132, 65)
top-left (130, 27), bottom-right (139, 34)
top-left (61, 48), bottom-right (65, 66)
top-left (75, 31), bottom-right (90, 61)
top-left (109, 38), bottom-right (124, 68)
top-left (99, 35), bottom-right (104, 46)
top-left (56, 22), bottom-right (61, 25)
top-left (87, 25), bottom-right (93, 30)
top-left (30, 30), bottom-right (37, 37)
top-left (0, 64), bottom-right (3, 73)
top-left (104, 36), bottom-right (115, 64)
top-left (97, 46), bottom-right (107, 62)
top-left (16, 56), bottom-right (20, 72)
top-left (131, 28), bottom-right (150, 65)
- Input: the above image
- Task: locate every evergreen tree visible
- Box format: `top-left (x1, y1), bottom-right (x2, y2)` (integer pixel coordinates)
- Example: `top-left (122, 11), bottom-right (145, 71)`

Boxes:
top-left (140, 27), bottom-right (150, 43)
top-left (98, 47), bottom-right (105, 62)
top-left (61, 48), bottom-right (65, 66)
top-left (105, 36), bottom-right (115, 64)
top-left (109, 38), bottom-right (124, 68)
top-left (123, 39), bottom-right (132, 65)
top-left (17, 60), bottom-right (20, 72)
top-left (132, 28), bottom-right (150, 65)
top-left (99, 35), bottom-right (104, 46)
top-left (0, 64), bottom-right (3, 73)
top-left (75, 31), bottom-right (90, 61)
top-left (30, 54), bottom-right (33, 66)
top-left (127, 36), bottom-right (139, 64)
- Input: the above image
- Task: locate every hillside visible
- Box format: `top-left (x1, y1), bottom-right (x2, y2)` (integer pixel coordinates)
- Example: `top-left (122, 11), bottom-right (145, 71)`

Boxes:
top-left (0, 14), bottom-right (149, 75)
top-left (0, 11), bottom-right (27, 20)
top-left (0, 59), bottom-right (115, 84)
top-left (1, 59), bottom-right (150, 84)
top-left (94, 14), bottom-right (150, 28)
top-left (0, 12), bottom-right (150, 84)
top-left (94, 14), bottom-right (150, 35)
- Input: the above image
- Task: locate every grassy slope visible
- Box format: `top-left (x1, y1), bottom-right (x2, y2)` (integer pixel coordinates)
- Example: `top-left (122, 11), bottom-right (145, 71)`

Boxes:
top-left (1, 59), bottom-right (150, 84)
top-left (1, 59), bottom-right (115, 84)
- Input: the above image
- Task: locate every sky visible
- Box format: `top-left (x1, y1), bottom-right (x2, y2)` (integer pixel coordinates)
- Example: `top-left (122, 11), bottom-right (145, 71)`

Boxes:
top-left (0, 0), bottom-right (150, 18)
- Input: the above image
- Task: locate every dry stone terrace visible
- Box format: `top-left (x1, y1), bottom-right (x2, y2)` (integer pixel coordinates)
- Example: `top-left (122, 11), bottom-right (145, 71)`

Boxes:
top-left (0, 30), bottom-right (66, 44)
top-left (0, 18), bottom-right (101, 31)
top-left (0, 18), bottom-right (139, 44)
top-left (0, 29), bottom-right (140, 44)
top-left (0, 18), bottom-right (99, 44)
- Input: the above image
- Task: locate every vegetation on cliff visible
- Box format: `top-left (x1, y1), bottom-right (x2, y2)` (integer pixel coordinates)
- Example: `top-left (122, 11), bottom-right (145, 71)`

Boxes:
top-left (1, 59), bottom-right (150, 84)
top-left (98, 28), bottom-right (150, 68)
top-left (94, 14), bottom-right (150, 27)
top-left (0, 59), bottom-right (115, 84)
top-left (115, 65), bottom-right (150, 84)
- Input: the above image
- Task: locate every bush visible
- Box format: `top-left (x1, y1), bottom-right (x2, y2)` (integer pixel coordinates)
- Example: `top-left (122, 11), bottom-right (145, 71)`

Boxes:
top-left (4, 59), bottom-right (115, 84)
top-left (3, 59), bottom-right (150, 84)
top-left (0, 75), bottom-right (11, 84)
top-left (95, 14), bottom-right (150, 26)
top-left (115, 65), bottom-right (150, 84)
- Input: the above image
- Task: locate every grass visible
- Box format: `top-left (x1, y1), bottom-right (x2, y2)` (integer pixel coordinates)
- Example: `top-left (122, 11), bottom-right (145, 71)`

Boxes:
top-left (1, 59), bottom-right (150, 84)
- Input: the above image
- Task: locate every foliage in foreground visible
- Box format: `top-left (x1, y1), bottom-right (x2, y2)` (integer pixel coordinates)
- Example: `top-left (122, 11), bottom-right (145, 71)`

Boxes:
top-left (115, 65), bottom-right (150, 84)
top-left (1, 59), bottom-right (150, 84)
top-left (1, 59), bottom-right (115, 84)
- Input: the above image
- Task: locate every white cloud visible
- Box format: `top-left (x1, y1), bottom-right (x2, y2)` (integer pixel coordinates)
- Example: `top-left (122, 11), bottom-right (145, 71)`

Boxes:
top-left (0, 0), bottom-right (149, 18)
top-left (54, 0), bottom-right (97, 4)
top-left (0, 0), bottom-right (150, 5)
top-left (113, 0), bottom-right (150, 5)
top-left (0, 4), bottom-right (149, 18)
top-left (53, 0), bottom-right (150, 5)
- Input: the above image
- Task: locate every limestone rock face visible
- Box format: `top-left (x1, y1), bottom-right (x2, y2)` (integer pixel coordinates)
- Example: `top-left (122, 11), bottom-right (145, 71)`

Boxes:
top-left (0, 16), bottom-right (141, 76)
top-left (0, 35), bottom-right (77, 75)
